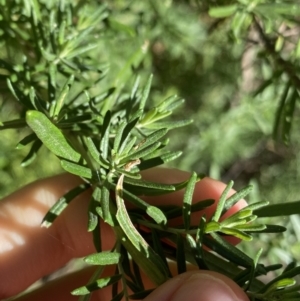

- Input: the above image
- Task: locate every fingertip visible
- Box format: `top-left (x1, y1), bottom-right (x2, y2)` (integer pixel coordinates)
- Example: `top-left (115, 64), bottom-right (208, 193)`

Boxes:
top-left (143, 271), bottom-right (249, 301)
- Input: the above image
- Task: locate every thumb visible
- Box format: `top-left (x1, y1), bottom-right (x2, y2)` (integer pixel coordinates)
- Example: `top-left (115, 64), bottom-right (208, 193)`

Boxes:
top-left (143, 271), bottom-right (249, 301)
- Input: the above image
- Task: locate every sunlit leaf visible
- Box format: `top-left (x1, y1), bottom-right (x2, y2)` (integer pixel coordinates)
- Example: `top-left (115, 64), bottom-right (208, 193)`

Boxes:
top-left (223, 184), bottom-right (253, 212)
top-left (84, 252), bottom-right (121, 265)
top-left (26, 110), bottom-right (80, 162)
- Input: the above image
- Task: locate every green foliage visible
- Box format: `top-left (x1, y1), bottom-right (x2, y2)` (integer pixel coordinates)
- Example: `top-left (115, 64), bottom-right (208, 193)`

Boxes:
top-left (1, 0), bottom-right (300, 301)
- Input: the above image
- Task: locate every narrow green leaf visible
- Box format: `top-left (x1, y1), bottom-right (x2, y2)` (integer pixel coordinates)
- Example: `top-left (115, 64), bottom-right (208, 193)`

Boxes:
top-left (176, 234), bottom-right (186, 274)
top-left (7, 79), bottom-right (34, 109)
top-left (283, 262), bottom-right (297, 274)
top-left (231, 11), bottom-right (251, 39)
top-left (0, 118), bottom-right (26, 130)
top-left (20, 139), bottom-right (42, 167)
top-left (52, 75), bottom-right (74, 118)
top-left (146, 206), bottom-right (167, 225)
top-left (196, 216), bottom-right (206, 247)
top-left (100, 110), bottom-right (111, 160)
top-left (88, 187), bottom-right (101, 232)
top-left (42, 183), bottom-right (90, 228)
top-left (118, 117), bottom-right (140, 154)
top-left (128, 128), bottom-right (168, 156)
top-left (61, 160), bottom-right (92, 179)
top-left (138, 151), bottom-right (182, 170)
top-left (88, 187), bottom-right (102, 252)
top-left (242, 200), bottom-right (269, 212)
top-left (26, 111), bottom-right (80, 162)
top-left (93, 87), bottom-right (116, 104)
top-left (16, 133), bottom-right (37, 149)
top-left (143, 110), bottom-right (172, 124)
top-left (115, 175), bottom-right (169, 285)
top-left (113, 121), bottom-right (127, 152)
top-left (101, 185), bottom-right (114, 226)
top-left (235, 224), bottom-right (266, 232)
top-left (205, 221), bottom-right (221, 233)
top-left (254, 248), bottom-right (263, 268)
top-left (260, 267), bottom-right (300, 294)
top-left (139, 74), bottom-right (153, 110)
top-left (209, 5), bottom-right (238, 18)
top-left (130, 76), bottom-right (140, 101)
top-left (120, 142), bottom-right (161, 162)
top-left (204, 233), bottom-right (253, 267)
top-left (85, 137), bottom-right (109, 168)
top-left (139, 108), bottom-right (158, 125)
top-left (58, 20), bottom-right (66, 45)
top-left (254, 201), bottom-right (300, 217)
top-left (220, 209), bottom-right (253, 227)
top-left (265, 278), bottom-right (296, 295)
top-left (63, 43), bottom-right (99, 60)
top-left (118, 136), bottom-right (137, 157)
top-left (273, 81), bottom-right (290, 140)
top-left (48, 64), bottom-right (56, 103)
top-left (212, 181), bottom-right (234, 222)
top-left (163, 98), bottom-right (185, 111)
top-left (29, 86), bottom-right (46, 112)
top-left (223, 184), bottom-right (253, 212)
top-left (114, 227), bottom-right (168, 288)
top-left (182, 172), bottom-right (197, 230)
top-left (220, 227), bottom-right (253, 241)
top-left (129, 109), bottom-right (144, 123)
top-left (84, 252), bottom-right (121, 265)
top-left (71, 274), bottom-right (122, 296)
top-left (123, 178), bottom-right (175, 195)
top-left (116, 201), bottom-right (148, 253)
top-left (282, 89), bottom-right (298, 145)
top-left (186, 233), bottom-right (206, 269)
top-left (256, 3), bottom-right (300, 16)
top-left (157, 95), bottom-right (179, 111)
top-left (143, 119), bottom-right (193, 129)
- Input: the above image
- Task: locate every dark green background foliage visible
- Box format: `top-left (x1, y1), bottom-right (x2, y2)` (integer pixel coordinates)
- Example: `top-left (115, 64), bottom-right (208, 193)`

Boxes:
top-left (1, 0), bottom-right (300, 299)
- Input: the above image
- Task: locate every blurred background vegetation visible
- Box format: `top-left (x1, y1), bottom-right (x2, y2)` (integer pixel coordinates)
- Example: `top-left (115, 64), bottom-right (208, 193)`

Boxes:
top-left (1, 0), bottom-right (300, 281)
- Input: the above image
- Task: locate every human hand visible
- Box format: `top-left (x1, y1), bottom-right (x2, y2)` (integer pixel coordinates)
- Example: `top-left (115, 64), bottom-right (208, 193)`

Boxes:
top-left (0, 168), bottom-right (249, 301)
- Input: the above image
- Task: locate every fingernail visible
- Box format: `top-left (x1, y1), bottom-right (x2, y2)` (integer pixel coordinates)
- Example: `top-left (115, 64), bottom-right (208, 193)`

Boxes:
top-left (145, 272), bottom-right (247, 301)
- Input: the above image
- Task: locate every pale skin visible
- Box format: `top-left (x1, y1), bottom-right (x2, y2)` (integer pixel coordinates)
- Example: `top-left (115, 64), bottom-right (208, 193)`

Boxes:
top-left (0, 168), bottom-right (250, 301)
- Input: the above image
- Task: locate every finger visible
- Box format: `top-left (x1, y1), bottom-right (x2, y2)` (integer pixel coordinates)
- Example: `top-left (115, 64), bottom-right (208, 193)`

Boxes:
top-left (0, 168), bottom-right (246, 299)
top-left (144, 271), bottom-right (249, 301)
